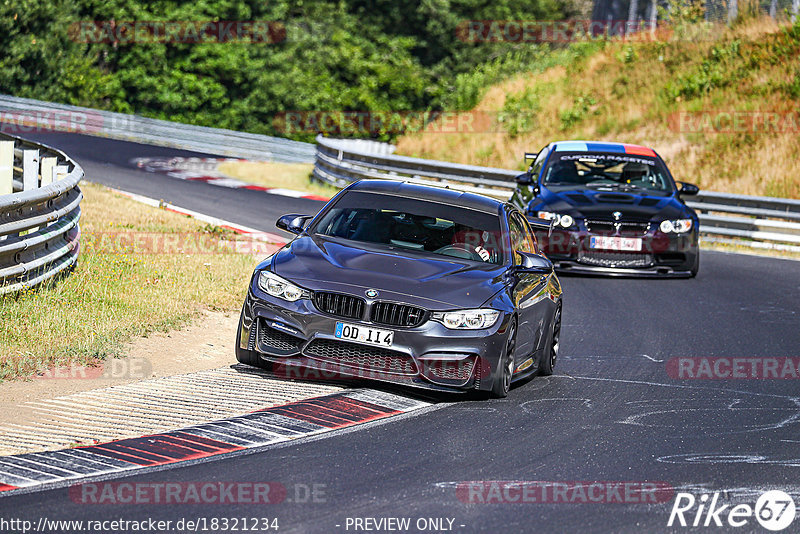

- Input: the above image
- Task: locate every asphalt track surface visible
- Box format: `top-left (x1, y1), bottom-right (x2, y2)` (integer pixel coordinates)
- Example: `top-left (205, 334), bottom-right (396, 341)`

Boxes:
top-left (2, 132), bottom-right (800, 533)
top-left (17, 131), bottom-right (323, 237)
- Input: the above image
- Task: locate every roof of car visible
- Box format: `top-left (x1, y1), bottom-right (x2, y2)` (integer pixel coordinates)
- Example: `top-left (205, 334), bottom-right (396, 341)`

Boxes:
top-left (550, 140), bottom-right (657, 157)
top-left (347, 180), bottom-right (503, 214)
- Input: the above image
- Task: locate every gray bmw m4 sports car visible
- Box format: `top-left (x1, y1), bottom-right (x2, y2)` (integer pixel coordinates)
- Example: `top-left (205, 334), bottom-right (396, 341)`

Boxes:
top-left (236, 180), bottom-right (563, 397)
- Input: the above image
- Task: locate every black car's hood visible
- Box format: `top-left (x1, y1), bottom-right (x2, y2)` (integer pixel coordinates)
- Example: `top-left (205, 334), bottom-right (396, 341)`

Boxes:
top-left (531, 187), bottom-right (693, 220)
top-left (266, 235), bottom-right (506, 309)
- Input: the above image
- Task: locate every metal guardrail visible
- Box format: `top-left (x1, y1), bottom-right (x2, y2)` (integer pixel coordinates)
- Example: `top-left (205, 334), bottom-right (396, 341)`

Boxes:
top-left (313, 136), bottom-right (800, 252)
top-left (0, 94), bottom-right (315, 164)
top-left (688, 192), bottom-right (800, 250)
top-left (0, 133), bottom-right (83, 294)
top-left (313, 135), bottom-right (518, 198)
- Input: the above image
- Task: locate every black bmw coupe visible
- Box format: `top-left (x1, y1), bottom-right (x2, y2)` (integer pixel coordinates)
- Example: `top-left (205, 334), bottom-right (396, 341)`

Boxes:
top-left (511, 141), bottom-right (700, 277)
top-left (236, 180), bottom-right (562, 397)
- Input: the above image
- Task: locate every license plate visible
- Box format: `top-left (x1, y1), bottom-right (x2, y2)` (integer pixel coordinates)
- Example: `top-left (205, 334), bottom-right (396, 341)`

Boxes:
top-left (335, 322), bottom-right (394, 347)
top-left (589, 236), bottom-right (643, 251)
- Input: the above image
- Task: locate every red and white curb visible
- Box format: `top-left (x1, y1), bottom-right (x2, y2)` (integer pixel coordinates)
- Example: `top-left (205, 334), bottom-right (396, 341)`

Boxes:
top-left (0, 389), bottom-right (430, 496)
top-left (105, 186), bottom-right (288, 248)
top-left (132, 157), bottom-right (331, 201)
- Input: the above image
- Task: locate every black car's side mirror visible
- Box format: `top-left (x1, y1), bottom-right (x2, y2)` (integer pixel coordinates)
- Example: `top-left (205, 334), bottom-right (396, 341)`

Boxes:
top-left (515, 172), bottom-right (533, 185)
top-left (515, 251), bottom-right (554, 273)
top-left (276, 214), bottom-right (312, 235)
top-left (678, 182), bottom-right (700, 195)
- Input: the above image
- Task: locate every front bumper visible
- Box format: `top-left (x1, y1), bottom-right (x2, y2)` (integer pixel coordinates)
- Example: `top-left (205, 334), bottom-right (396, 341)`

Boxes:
top-left (238, 290), bottom-right (511, 393)
top-left (535, 227), bottom-right (698, 277)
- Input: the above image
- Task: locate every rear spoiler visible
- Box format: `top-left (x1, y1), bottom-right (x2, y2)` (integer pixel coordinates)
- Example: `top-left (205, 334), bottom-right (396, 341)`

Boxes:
top-left (525, 215), bottom-right (555, 237)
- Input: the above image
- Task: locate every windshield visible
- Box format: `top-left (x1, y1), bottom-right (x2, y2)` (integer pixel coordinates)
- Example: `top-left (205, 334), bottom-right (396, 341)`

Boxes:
top-left (312, 191), bottom-right (505, 265)
top-left (542, 152), bottom-right (675, 192)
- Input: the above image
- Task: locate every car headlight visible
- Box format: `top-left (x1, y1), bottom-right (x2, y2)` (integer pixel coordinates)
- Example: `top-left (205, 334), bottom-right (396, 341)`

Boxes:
top-left (431, 309), bottom-right (501, 330)
top-left (258, 271), bottom-right (310, 302)
top-left (537, 211), bottom-right (574, 228)
top-left (659, 219), bottom-right (693, 233)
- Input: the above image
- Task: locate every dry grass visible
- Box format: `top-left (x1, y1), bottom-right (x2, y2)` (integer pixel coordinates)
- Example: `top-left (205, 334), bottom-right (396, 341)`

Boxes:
top-left (217, 161), bottom-right (337, 199)
top-left (0, 182), bottom-right (272, 381)
top-left (396, 17), bottom-right (800, 198)
top-left (701, 240), bottom-right (800, 261)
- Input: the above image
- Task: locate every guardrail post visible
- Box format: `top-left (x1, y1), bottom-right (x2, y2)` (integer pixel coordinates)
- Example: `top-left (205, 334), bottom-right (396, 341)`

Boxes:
top-left (0, 140), bottom-right (12, 195)
top-left (53, 165), bottom-right (69, 181)
top-left (23, 149), bottom-right (40, 190)
top-left (22, 149), bottom-right (41, 234)
top-left (40, 157), bottom-right (57, 187)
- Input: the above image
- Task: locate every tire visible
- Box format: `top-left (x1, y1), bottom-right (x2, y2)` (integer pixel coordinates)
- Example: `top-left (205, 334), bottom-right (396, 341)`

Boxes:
top-left (539, 303), bottom-right (561, 376)
top-left (491, 318), bottom-right (517, 398)
top-left (690, 253), bottom-right (700, 278)
top-left (235, 307), bottom-right (272, 370)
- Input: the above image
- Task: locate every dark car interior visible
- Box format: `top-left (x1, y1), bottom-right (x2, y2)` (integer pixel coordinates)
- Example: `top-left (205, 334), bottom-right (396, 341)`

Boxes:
top-left (543, 154), bottom-right (673, 192)
top-left (315, 207), bottom-right (504, 264)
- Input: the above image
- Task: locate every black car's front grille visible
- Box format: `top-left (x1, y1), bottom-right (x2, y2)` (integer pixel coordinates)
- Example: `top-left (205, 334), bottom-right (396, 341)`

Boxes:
top-left (257, 320), bottom-right (304, 355)
top-left (577, 251), bottom-right (654, 268)
top-left (585, 219), bottom-right (650, 236)
top-left (304, 339), bottom-right (417, 376)
top-left (371, 302), bottom-right (427, 328)
top-left (313, 292), bottom-right (365, 320)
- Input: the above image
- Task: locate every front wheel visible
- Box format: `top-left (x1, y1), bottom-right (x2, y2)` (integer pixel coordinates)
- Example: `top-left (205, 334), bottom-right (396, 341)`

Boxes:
top-left (491, 318), bottom-right (517, 398)
top-left (690, 253), bottom-right (700, 278)
top-left (539, 303), bottom-right (561, 376)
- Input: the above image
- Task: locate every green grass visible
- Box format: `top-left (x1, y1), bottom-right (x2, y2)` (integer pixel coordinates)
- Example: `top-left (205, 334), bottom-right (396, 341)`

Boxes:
top-left (0, 183), bottom-right (271, 381)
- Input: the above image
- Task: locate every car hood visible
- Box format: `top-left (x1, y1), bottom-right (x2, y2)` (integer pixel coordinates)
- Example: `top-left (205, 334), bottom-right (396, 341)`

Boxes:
top-left (531, 187), bottom-right (693, 220)
top-left (265, 235), bottom-right (507, 309)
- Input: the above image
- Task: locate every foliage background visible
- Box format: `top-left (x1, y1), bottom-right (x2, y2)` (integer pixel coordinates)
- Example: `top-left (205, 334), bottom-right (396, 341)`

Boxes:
top-left (0, 0), bottom-right (591, 141)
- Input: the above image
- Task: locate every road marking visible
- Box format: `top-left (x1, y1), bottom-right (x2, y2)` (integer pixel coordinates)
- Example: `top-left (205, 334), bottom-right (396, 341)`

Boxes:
top-left (131, 156), bottom-right (331, 201)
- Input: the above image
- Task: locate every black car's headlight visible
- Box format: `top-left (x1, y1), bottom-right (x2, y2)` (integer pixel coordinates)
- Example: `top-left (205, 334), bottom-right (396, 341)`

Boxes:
top-left (537, 211), bottom-right (574, 228)
top-left (659, 219), bottom-right (693, 233)
top-left (431, 309), bottom-right (501, 330)
top-left (258, 271), bottom-right (311, 302)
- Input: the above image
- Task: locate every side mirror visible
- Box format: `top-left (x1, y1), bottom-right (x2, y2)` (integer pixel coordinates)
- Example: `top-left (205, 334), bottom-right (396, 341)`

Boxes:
top-left (515, 251), bottom-right (554, 274)
top-left (678, 182), bottom-right (699, 195)
top-left (276, 214), bottom-right (312, 235)
top-left (515, 172), bottom-right (533, 185)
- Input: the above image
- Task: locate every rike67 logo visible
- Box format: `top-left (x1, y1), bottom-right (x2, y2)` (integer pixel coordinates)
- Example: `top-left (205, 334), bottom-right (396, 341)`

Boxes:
top-left (668, 490), bottom-right (796, 531)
